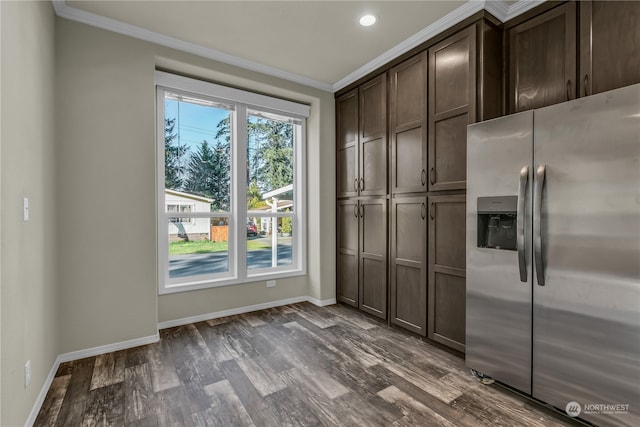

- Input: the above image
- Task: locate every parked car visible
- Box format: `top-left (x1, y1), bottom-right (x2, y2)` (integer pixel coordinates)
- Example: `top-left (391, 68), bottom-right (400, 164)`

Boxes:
top-left (246, 222), bottom-right (258, 237)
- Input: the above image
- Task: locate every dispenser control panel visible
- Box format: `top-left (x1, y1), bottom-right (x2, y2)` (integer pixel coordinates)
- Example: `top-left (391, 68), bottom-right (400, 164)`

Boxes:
top-left (477, 196), bottom-right (517, 251)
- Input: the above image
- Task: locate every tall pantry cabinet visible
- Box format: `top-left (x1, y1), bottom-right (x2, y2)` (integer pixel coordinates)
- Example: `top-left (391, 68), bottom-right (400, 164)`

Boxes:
top-left (336, 74), bottom-right (388, 320)
top-left (389, 52), bottom-right (428, 335)
top-left (337, 17), bottom-right (502, 352)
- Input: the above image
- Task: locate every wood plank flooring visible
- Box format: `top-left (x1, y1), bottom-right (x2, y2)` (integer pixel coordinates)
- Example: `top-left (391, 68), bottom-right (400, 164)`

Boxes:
top-left (35, 303), bottom-right (579, 426)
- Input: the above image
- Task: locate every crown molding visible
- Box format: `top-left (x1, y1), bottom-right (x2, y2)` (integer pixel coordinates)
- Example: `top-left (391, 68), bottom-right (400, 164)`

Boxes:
top-left (51, 0), bottom-right (334, 92)
top-left (52, 1), bottom-right (544, 94)
top-left (333, 0), bottom-right (487, 91)
top-left (506, 0), bottom-right (548, 21)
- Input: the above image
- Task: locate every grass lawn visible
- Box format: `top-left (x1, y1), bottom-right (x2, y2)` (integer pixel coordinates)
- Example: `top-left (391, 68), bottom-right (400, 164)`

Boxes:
top-left (169, 239), bottom-right (271, 255)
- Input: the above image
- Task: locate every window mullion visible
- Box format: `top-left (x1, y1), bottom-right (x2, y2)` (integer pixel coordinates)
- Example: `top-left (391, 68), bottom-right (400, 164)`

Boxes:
top-left (235, 105), bottom-right (248, 280)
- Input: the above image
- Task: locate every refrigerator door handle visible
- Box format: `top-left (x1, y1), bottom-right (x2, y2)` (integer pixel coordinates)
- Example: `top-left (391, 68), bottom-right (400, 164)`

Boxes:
top-left (534, 164), bottom-right (546, 286)
top-left (517, 166), bottom-right (529, 282)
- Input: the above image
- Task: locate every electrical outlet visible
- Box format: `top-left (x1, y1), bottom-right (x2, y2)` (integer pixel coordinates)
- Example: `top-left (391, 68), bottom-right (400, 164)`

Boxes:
top-left (266, 280), bottom-right (276, 288)
top-left (25, 360), bottom-right (31, 387)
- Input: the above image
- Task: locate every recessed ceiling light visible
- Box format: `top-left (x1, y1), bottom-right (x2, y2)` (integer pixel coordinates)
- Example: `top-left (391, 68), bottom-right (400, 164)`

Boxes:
top-left (359, 14), bottom-right (377, 27)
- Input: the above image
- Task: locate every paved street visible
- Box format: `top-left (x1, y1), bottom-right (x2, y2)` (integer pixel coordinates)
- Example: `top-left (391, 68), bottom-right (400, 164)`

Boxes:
top-left (169, 237), bottom-right (292, 278)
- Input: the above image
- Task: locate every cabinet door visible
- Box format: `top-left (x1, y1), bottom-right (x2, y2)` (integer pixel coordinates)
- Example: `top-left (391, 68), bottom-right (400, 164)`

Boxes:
top-left (359, 74), bottom-right (388, 197)
top-left (428, 26), bottom-right (476, 191)
top-left (579, 1), bottom-right (640, 97)
top-left (359, 198), bottom-right (387, 319)
top-left (428, 195), bottom-right (466, 352)
top-left (389, 53), bottom-right (427, 195)
top-left (508, 2), bottom-right (576, 113)
top-left (337, 199), bottom-right (359, 306)
top-left (390, 195), bottom-right (427, 335)
top-left (336, 90), bottom-right (359, 198)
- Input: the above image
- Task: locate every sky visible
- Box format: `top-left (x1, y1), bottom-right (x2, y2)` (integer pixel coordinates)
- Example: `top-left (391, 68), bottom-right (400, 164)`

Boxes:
top-left (164, 98), bottom-right (230, 153)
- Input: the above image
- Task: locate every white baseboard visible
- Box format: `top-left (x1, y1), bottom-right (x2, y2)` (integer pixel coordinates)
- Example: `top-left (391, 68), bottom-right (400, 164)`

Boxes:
top-left (25, 355), bottom-right (62, 427)
top-left (158, 295), bottom-right (336, 329)
top-left (58, 333), bottom-right (160, 363)
top-left (25, 333), bottom-right (159, 427)
top-left (307, 296), bottom-right (337, 307)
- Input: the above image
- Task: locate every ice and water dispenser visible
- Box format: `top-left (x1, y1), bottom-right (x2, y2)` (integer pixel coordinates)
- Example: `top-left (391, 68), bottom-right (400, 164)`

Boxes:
top-left (477, 196), bottom-right (517, 251)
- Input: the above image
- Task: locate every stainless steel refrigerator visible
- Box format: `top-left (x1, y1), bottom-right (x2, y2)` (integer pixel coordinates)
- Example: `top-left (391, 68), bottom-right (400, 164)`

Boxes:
top-left (466, 84), bottom-right (640, 427)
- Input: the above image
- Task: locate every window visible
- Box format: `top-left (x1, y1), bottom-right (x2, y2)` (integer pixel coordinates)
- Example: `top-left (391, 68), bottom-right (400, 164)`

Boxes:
top-left (156, 71), bottom-right (308, 293)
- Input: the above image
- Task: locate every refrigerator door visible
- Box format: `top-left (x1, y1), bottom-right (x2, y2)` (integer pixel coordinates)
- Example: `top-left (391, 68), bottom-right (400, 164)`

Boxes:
top-left (466, 111), bottom-right (533, 394)
top-left (532, 84), bottom-right (640, 427)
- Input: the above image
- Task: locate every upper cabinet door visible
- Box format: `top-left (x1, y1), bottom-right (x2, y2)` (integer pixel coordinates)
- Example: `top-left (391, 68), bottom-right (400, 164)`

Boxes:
top-left (389, 52), bottom-right (428, 195)
top-left (359, 74), bottom-right (388, 196)
top-left (336, 89), bottom-right (359, 198)
top-left (508, 2), bottom-right (577, 113)
top-left (579, 1), bottom-right (640, 97)
top-left (428, 25), bottom-right (476, 192)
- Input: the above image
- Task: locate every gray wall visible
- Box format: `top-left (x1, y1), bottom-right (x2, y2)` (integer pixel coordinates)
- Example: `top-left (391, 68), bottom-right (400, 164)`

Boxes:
top-left (1, 5), bottom-right (336, 424)
top-left (1, 1), bottom-right (58, 425)
top-left (54, 21), bottom-right (336, 347)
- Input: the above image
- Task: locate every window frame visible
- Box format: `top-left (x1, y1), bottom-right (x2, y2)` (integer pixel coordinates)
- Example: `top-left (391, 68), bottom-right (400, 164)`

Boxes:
top-left (156, 71), bottom-right (308, 295)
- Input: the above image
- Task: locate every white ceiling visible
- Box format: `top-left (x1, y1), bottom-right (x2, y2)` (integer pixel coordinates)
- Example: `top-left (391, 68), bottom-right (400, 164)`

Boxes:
top-left (56, 1), bottom-right (534, 92)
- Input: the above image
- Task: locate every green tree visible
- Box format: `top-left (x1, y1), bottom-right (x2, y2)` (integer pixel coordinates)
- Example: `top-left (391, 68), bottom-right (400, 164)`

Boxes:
top-left (183, 140), bottom-right (231, 211)
top-left (247, 118), bottom-right (293, 193)
top-left (215, 115), bottom-right (294, 203)
top-left (164, 118), bottom-right (187, 190)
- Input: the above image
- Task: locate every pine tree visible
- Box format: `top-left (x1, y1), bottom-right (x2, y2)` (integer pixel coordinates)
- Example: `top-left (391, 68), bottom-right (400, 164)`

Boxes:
top-left (164, 118), bottom-right (187, 190)
top-left (183, 140), bottom-right (231, 212)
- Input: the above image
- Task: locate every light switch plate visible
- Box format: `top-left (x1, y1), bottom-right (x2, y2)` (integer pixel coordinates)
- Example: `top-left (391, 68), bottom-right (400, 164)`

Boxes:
top-left (266, 280), bottom-right (276, 288)
top-left (23, 197), bottom-right (29, 222)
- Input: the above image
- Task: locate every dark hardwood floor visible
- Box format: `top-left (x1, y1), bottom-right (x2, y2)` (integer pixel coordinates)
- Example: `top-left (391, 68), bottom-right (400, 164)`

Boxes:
top-left (35, 302), bottom-right (577, 426)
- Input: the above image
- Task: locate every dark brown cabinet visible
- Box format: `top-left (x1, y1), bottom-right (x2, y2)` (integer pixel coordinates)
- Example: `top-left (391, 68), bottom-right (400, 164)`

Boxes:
top-left (336, 198), bottom-right (387, 318)
top-left (579, 1), bottom-right (640, 97)
top-left (336, 199), bottom-right (358, 306)
top-left (359, 75), bottom-right (388, 197)
top-left (358, 198), bottom-right (387, 319)
top-left (508, 2), bottom-right (577, 113)
top-left (428, 22), bottom-right (502, 191)
top-left (389, 52), bottom-right (428, 195)
top-left (427, 195), bottom-right (466, 352)
top-left (336, 73), bottom-right (388, 319)
top-left (428, 26), bottom-right (476, 192)
top-left (336, 90), bottom-right (359, 198)
top-left (390, 195), bottom-right (428, 335)
top-left (336, 76), bottom-right (387, 199)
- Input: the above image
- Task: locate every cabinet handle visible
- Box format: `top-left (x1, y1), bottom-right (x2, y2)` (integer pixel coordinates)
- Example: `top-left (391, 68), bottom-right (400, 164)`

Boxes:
top-left (353, 178), bottom-right (358, 192)
top-left (360, 178), bottom-right (365, 191)
top-left (421, 202), bottom-right (426, 220)
top-left (566, 79), bottom-right (572, 101)
top-left (360, 205), bottom-right (364, 218)
top-left (429, 167), bottom-right (436, 186)
top-left (354, 204), bottom-right (358, 218)
top-left (430, 202), bottom-right (435, 220)
top-left (421, 169), bottom-right (426, 186)
top-left (583, 74), bottom-right (589, 97)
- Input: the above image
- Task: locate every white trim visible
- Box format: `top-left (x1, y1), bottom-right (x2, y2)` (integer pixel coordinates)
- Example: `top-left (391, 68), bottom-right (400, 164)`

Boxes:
top-left (25, 355), bottom-right (61, 427)
top-left (25, 333), bottom-right (159, 427)
top-left (506, 0), bottom-right (548, 21)
top-left (51, 1), bottom-right (333, 92)
top-left (52, 1), bottom-right (545, 94)
top-left (333, 0), bottom-right (485, 91)
top-left (306, 297), bottom-right (338, 307)
top-left (156, 71), bottom-right (310, 118)
top-left (157, 296), bottom-right (309, 329)
top-left (58, 333), bottom-right (160, 363)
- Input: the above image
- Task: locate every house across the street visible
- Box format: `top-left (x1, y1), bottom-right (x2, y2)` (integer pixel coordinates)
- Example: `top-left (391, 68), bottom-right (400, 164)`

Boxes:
top-left (165, 189), bottom-right (214, 241)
